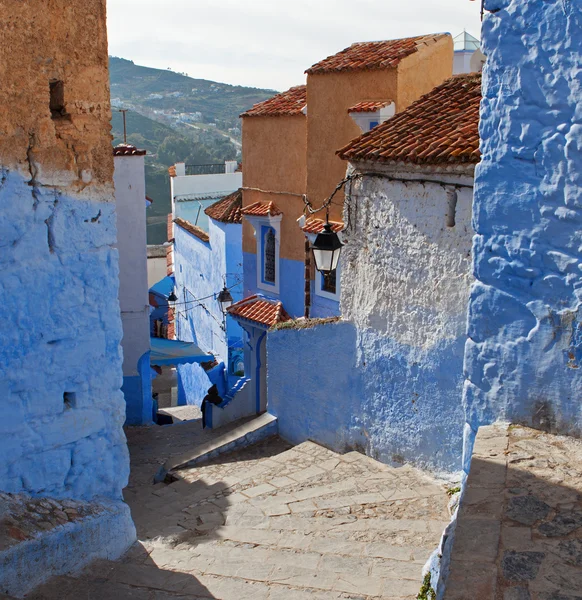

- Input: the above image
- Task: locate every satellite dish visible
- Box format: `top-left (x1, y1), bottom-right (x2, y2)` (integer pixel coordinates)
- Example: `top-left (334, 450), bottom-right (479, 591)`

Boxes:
top-left (470, 49), bottom-right (486, 73)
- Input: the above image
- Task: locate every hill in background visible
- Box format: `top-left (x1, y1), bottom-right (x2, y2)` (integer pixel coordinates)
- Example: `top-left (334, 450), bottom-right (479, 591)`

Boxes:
top-left (109, 57), bottom-right (277, 243)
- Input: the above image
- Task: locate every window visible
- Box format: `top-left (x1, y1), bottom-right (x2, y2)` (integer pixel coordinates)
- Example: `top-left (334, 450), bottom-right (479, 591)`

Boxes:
top-left (248, 215), bottom-right (281, 294)
top-left (369, 120), bottom-right (379, 130)
top-left (322, 269), bottom-right (337, 294)
top-left (263, 227), bottom-right (276, 284)
top-left (316, 262), bottom-right (341, 302)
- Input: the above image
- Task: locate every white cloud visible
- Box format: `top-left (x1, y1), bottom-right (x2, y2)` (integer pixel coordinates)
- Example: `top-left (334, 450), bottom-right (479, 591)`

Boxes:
top-left (107, 0), bottom-right (482, 90)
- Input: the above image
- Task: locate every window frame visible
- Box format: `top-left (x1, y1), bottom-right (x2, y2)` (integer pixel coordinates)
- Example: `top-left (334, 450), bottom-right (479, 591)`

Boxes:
top-left (246, 214), bottom-right (282, 295)
top-left (315, 261), bottom-right (341, 302)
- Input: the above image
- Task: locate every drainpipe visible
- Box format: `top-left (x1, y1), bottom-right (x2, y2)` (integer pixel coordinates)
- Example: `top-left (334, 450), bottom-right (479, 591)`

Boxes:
top-left (304, 238), bottom-right (311, 319)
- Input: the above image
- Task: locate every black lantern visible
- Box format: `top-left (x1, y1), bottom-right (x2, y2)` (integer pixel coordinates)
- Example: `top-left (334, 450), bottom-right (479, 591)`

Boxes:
top-left (312, 222), bottom-right (343, 274)
top-left (168, 289), bottom-right (178, 302)
top-left (217, 286), bottom-right (234, 312)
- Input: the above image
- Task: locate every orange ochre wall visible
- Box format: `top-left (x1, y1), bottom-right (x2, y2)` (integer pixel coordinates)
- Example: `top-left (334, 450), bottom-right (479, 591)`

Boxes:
top-left (306, 35), bottom-right (453, 210)
top-left (241, 114), bottom-right (308, 262)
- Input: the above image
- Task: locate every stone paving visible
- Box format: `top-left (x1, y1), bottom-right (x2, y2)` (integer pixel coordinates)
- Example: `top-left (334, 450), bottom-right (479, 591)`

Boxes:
top-left (17, 420), bottom-right (452, 599)
top-left (0, 493), bottom-right (102, 551)
top-left (445, 423), bottom-right (582, 600)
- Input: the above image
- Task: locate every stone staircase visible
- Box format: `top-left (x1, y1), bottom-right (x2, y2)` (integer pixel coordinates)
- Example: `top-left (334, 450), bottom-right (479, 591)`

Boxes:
top-left (18, 431), bottom-right (454, 600)
top-left (155, 412), bottom-right (278, 482)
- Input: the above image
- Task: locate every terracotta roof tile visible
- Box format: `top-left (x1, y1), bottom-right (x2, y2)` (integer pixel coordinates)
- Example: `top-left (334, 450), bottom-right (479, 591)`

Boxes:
top-left (113, 143), bottom-right (146, 156)
top-left (306, 34), bottom-right (448, 75)
top-left (338, 73), bottom-right (481, 165)
top-left (348, 101), bottom-right (392, 113)
top-left (173, 217), bottom-right (210, 243)
top-left (241, 86), bottom-right (306, 117)
top-left (204, 189), bottom-right (243, 224)
top-left (301, 218), bottom-right (344, 234)
top-left (241, 201), bottom-right (283, 217)
top-left (227, 295), bottom-right (291, 328)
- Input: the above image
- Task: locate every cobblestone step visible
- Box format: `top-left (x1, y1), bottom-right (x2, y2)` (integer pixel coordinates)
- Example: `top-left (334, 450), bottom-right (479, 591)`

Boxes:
top-left (154, 413), bottom-right (278, 483)
top-left (21, 431), bottom-right (452, 600)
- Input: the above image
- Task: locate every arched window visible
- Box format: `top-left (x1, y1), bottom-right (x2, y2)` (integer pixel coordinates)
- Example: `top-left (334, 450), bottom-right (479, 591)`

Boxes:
top-left (263, 227), bottom-right (276, 283)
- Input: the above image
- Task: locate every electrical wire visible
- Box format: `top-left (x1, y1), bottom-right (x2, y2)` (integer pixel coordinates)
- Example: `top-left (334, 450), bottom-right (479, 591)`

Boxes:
top-left (241, 171), bottom-right (474, 222)
top-left (157, 279), bottom-right (242, 308)
top-left (241, 186), bottom-right (305, 198)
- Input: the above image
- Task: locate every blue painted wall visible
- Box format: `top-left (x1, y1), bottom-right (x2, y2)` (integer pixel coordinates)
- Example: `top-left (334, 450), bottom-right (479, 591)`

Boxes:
top-left (243, 251), bottom-right (306, 318)
top-left (268, 320), bottom-right (466, 471)
top-left (123, 351), bottom-right (154, 425)
top-left (174, 217), bottom-right (244, 405)
top-left (463, 0), bottom-right (582, 442)
top-left (0, 171), bottom-right (129, 500)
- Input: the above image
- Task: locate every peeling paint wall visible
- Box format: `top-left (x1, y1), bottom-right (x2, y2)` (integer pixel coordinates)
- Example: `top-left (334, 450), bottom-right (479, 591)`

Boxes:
top-left (463, 0), bottom-right (582, 441)
top-left (269, 166), bottom-right (474, 471)
top-left (0, 0), bottom-right (130, 500)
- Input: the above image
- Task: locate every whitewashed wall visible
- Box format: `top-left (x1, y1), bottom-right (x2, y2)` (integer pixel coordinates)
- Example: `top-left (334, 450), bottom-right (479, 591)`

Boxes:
top-left (269, 164), bottom-right (475, 471)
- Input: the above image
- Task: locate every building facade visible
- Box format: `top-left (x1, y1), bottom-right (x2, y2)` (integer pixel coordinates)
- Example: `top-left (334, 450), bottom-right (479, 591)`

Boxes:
top-left (170, 160), bottom-right (242, 233)
top-left (114, 144), bottom-right (153, 425)
top-left (240, 35), bottom-right (455, 323)
top-left (267, 74), bottom-right (481, 472)
top-left (0, 0), bottom-right (135, 592)
top-left (173, 190), bottom-right (245, 412)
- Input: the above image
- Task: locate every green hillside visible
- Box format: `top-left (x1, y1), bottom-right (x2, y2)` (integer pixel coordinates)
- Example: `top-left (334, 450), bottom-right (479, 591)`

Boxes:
top-left (109, 57), bottom-right (277, 244)
top-left (109, 56), bottom-right (276, 131)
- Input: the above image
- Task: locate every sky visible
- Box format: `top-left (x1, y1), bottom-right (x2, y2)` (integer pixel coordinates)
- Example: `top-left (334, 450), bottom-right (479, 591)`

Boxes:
top-left (107, 0), bottom-right (482, 91)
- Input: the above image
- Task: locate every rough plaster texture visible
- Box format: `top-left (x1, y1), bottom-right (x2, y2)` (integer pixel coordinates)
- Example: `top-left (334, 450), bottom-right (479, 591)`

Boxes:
top-left (0, 0), bottom-right (130, 502)
top-left (269, 167), bottom-right (474, 472)
top-left (463, 0), bottom-right (582, 442)
top-left (174, 218), bottom-right (244, 405)
top-left (0, 0), bottom-right (113, 190)
top-left (0, 0), bottom-right (134, 589)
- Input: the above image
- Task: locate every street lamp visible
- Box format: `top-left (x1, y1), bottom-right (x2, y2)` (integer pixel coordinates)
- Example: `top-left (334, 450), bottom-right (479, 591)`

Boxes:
top-left (217, 286), bottom-right (234, 312)
top-left (311, 221), bottom-right (343, 274)
top-left (168, 289), bottom-right (178, 302)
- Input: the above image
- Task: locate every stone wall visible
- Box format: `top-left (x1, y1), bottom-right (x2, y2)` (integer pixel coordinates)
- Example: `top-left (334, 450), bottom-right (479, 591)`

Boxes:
top-left (0, 0), bottom-right (130, 500)
top-left (268, 166), bottom-right (474, 472)
top-left (463, 0), bottom-right (582, 444)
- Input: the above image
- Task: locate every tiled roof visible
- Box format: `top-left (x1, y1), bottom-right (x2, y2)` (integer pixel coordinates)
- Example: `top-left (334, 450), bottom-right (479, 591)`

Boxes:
top-left (348, 101), bottom-right (392, 113)
top-left (113, 143), bottom-right (146, 156)
top-left (204, 189), bottom-right (243, 224)
top-left (241, 86), bottom-right (307, 117)
top-left (173, 217), bottom-right (210, 243)
top-left (301, 218), bottom-right (344, 234)
top-left (306, 34), bottom-right (448, 75)
top-left (227, 295), bottom-right (291, 328)
top-left (338, 73), bottom-right (481, 165)
top-left (241, 201), bottom-right (283, 217)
